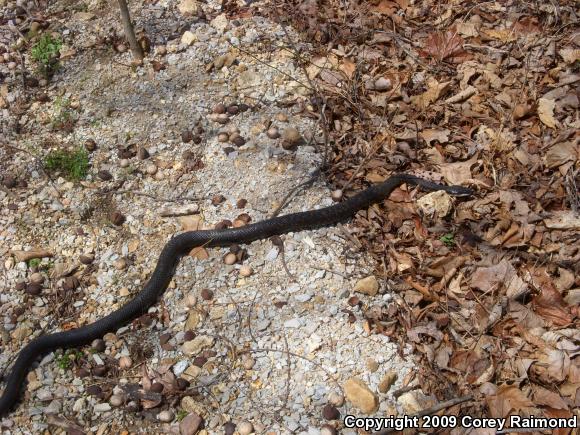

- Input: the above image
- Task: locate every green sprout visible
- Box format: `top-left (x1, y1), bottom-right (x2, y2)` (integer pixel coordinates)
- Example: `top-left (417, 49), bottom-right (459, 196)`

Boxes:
top-left (31, 34), bottom-right (62, 78)
top-left (27, 258), bottom-right (41, 268)
top-left (176, 409), bottom-right (188, 421)
top-left (56, 349), bottom-right (83, 370)
top-left (45, 146), bottom-right (89, 181)
top-left (440, 233), bottom-right (455, 247)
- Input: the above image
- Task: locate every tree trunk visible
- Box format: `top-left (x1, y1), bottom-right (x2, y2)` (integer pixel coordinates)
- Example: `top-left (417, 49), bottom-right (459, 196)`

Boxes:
top-left (117, 0), bottom-right (144, 62)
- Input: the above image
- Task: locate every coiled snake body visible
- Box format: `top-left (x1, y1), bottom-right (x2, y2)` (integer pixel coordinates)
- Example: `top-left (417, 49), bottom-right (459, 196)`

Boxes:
top-left (0, 174), bottom-right (472, 416)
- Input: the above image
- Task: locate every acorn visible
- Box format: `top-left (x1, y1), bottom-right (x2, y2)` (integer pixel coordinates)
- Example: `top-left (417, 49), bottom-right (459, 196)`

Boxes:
top-left (84, 139), bottom-right (97, 152)
top-left (181, 129), bottom-right (193, 143)
top-left (110, 211), bottom-right (126, 226)
top-left (212, 103), bottom-right (226, 114)
top-left (231, 136), bottom-right (246, 147)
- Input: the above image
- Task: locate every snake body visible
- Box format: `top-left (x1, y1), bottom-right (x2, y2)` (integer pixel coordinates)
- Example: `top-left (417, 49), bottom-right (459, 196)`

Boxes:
top-left (0, 174), bottom-right (472, 416)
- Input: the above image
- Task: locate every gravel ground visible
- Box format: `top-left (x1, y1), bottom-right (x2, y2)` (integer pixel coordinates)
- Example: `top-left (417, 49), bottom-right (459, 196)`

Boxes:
top-left (0, 1), bottom-right (415, 433)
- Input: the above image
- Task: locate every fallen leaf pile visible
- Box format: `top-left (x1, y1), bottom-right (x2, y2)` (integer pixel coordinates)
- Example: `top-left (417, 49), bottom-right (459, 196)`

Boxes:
top-left (262, 0), bottom-right (579, 427)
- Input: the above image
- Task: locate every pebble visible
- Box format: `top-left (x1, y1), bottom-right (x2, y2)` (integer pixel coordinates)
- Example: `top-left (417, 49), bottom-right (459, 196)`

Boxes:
top-left (224, 253), bottom-right (237, 265)
top-left (29, 272), bottom-right (44, 284)
top-left (158, 409), bottom-right (175, 422)
top-left (239, 265), bottom-right (253, 277)
top-left (182, 335), bottom-right (214, 356)
top-left (73, 398), bottom-right (85, 412)
top-left (79, 253), bottom-right (95, 264)
top-left (146, 164), bottom-right (158, 175)
top-left (321, 425), bottom-right (337, 435)
top-left (92, 339), bottom-right (106, 352)
top-left (354, 275), bottom-right (379, 296)
top-left (344, 377), bottom-right (379, 414)
top-left (266, 127), bottom-right (280, 139)
top-left (238, 421), bottom-right (253, 435)
top-left (94, 403), bottom-right (112, 412)
top-left (242, 355), bottom-right (255, 370)
top-left (328, 392), bottom-right (344, 407)
top-left (113, 258), bottom-right (127, 270)
top-left (378, 371), bottom-right (398, 393)
top-left (366, 358), bottom-right (379, 373)
top-left (109, 394), bottom-right (124, 407)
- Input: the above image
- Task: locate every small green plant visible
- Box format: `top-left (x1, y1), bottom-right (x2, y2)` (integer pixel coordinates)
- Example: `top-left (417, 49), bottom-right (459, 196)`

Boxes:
top-left (31, 33), bottom-right (62, 78)
top-left (56, 349), bottom-right (83, 370)
top-left (27, 258), bottom-right (41, 268)
top-left (440, 233), bottom-right (455, 247)
top-left (45, 147), bottom-right (89, 181)
top-left (176, 409), bottom-right (188, 421)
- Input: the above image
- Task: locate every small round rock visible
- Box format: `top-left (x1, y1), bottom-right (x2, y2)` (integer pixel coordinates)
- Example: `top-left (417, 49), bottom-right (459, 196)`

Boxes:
top-left (29, 272), bottom-right (44, 284)
top-left (238, 421), bottom-right (253, 435)
top-left (91, 339), bottom-right (106, 352)
top-left (281, 127), bottom-right (302, 149)
top-left (109, 394), bottom-right (124, 407)
top-left (79, 254), bottom-right (94, 265)
top-left (242, 355), bottom-right (255, 370)
top-left (146, 164), bottom-right (158, 175)
top-left (113, 258), bottom-right (127, 270)
top-left (224, 253), bottom-right (237, 265)
top-left (331, 189), bottom-right (343, 202)
top-left (328, 392), bottom-right (344, 407)
top-left (158, 410), bottom-right (174, 422)
top-left (119, 356), bottom-right (132, 369)
top-left (321, 425), bottom-right (337, 435)
top-left (266, 127), bottom-right (280, 139)
top-left (239, 265), bottom-right (253, 277)
top-left (217, 132), bottom-right (229, 143)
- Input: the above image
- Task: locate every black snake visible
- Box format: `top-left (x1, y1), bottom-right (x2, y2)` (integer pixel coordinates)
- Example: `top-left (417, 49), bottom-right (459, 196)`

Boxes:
top-left (0, 174), bottom-right (472, 416)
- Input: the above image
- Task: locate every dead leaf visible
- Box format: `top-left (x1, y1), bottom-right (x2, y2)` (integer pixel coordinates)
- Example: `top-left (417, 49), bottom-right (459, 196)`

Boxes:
top-left (419, 129), bottom-right (450, 145)
top-left (559, 48), bottom-right (580, 64)
top-left (544, 211), bottom-right (580, 230)
top-left (411, 78), bottom-right (451, 109)
top-left (530, 268), bottom-right (573, 326)
top-left (486, 385), bottom-right (534, 418)
top-left (370, 0), bottom-right (398, 16)
top-left (422, 28), bottom-right (467, 62)
top-left (483, 28), bottom-right (517, 43)
top-left (439, 158), bottom-right (475, 185)
top-left (538, 98), bottom-right (559, 128)
top-left (471, 260), bottom-right (528, 299)
top-left (339, 59), bottom-right (356, 79)
top-left (531, 385), bottom-right (569, 410)
top-left (544, 141), bottom-right (578, 168)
